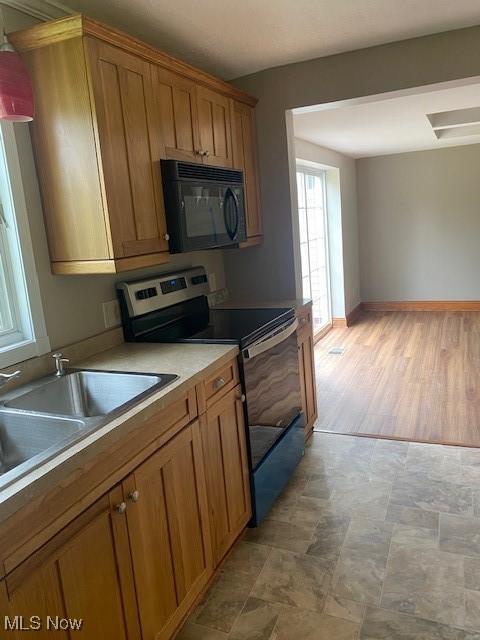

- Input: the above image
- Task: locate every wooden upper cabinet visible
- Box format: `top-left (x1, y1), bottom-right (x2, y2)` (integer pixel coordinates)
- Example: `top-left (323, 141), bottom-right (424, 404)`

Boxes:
top-left (196, 86), bottom-right (233, 167)
top-left (11, 15), bottom-right (259, 272)
top-left (86, 38), bottom-right (168, 260)
top-left (123, 420), bottom-right (212, 640)
top-left (153, 66), bottom-right (201, 162)
top-left (231, 100), bottom-right (262, 240)
top-left (2, 487), bottom-right (140, 639)
top-left (201, 385), bottom-right (251, 564)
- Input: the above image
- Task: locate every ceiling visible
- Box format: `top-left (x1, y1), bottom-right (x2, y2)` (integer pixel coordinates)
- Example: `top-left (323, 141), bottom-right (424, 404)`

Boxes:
top-left (64, 0), bottom-right (480, 79)
top-left (293, 82), bottom-right (480, 158)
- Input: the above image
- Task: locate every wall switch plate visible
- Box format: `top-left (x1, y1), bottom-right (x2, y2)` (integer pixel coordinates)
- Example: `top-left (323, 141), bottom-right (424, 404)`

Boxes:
top-left (102, 299), bottom-right (121, 328)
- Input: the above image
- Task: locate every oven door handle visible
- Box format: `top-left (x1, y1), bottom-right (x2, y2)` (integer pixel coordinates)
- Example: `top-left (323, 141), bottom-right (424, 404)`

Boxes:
top-left (242, 318), bottom-right (298, 360)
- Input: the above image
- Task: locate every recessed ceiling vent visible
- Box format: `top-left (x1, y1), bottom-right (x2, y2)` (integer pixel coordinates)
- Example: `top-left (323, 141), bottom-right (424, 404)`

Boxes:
top-left (427, 106), bottom-right (480, 140)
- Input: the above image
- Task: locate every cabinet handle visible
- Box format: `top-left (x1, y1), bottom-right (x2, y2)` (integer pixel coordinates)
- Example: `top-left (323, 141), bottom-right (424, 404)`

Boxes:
top-left (213, 377), bottom-right (225, 390)
top-left (128, 490), bottom-right (140, 503)
top-left (164, 233), bottom-right (170, 241)
top-left (115, 502), bottom-right (127, 514)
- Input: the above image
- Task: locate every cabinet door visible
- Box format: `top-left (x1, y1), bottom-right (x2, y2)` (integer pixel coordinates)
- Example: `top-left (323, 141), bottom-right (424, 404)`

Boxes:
top-left (231, 100), bottom-right (262, 239)
top-left (123, 420), bottom-right (212, 640)
top-left (196, 86), bottom-right (233, 167)
top-left (298, 310), bottom-right (318, 437)
top-left (153, 66), bottom-right (201, 162)
top-left (2, 487), bottom-right (140, 640)
top-left (201, 385), bottom-right (251, 563)
top-left (85, 37), bottom-right (168, 258)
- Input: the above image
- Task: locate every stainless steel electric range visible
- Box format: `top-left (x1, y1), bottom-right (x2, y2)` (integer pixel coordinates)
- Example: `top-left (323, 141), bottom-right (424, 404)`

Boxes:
top-left (117, 267), bottom-right (305, 525)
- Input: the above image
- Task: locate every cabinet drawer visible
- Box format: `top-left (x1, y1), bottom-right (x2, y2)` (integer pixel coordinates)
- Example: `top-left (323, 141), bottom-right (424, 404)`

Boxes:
top-left (197, 359), bottom-right (239, 412)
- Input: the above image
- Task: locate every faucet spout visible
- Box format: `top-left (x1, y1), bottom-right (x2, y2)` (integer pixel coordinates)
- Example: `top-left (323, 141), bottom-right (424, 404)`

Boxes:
top-left (0, 370), bottom-right (21, 389)
top-left (52, 353), bottom-right (70, 377)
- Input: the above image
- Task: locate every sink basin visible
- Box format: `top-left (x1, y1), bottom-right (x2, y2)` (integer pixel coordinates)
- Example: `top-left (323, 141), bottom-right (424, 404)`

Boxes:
top-left (4, 370), bottom-right (178, 418)
top-left (0, 409), bottom-right (87, 489)
top-left (0, 410), bottom-right (85, 472)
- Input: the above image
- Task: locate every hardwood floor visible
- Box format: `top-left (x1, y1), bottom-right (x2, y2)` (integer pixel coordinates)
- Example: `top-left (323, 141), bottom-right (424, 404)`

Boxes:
top-left (314, 310), bottom-right (480, 447)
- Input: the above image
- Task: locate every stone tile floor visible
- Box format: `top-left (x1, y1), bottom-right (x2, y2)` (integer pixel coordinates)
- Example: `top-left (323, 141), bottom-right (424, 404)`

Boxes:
top-left (178, 433), bottom-right (480, 639)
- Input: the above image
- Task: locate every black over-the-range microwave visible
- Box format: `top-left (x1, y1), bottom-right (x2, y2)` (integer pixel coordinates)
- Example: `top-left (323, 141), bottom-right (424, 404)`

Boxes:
top-left (161, 160), bottom-right (247, 253)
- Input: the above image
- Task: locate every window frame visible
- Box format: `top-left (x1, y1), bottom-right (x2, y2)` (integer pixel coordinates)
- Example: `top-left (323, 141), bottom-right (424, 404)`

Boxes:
top-left (296, 164), bottom-right (332, 335)
top-left (0, 121), bottom-right (49, 368)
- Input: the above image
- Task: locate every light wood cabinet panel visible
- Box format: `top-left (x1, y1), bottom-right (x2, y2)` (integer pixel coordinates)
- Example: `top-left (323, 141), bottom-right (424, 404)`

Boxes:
top-left (2, 487), bottom-right (140, 639)
top-left (297, 306), bottom-right (318, 438)
top-left (86, 37), bottom-right (168, 258)
top-left (24, 37), bottom-right (111, 264)
top-left (196, 85), bottom-right (233, 167)
top-left (231, 100), bottom-right (262, 240)
top-left (201, 385), bottom-right (251, 563)
top-left (153, 66), bottom-right (201, 162)
top-left (123, 420), bottom-right (212, 640)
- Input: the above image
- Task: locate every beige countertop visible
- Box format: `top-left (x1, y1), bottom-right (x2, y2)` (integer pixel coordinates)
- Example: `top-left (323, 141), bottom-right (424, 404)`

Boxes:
top-left (214, 298), bottom-right (312, 310)
top-left (0, 342), bottom-right (238, 522)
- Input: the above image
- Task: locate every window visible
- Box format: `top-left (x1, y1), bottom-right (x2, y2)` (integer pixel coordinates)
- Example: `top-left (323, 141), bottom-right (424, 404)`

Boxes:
top-left (296, 166), bottom-right (331, 335)
top-left (0, 122), bottom-right (49, 368)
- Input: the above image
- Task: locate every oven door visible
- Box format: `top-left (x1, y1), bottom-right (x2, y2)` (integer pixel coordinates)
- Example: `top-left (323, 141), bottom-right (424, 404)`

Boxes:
top-left (168, 181), bottom-right (246, 252)
top-left (241, 317), bottom-right (302, 469)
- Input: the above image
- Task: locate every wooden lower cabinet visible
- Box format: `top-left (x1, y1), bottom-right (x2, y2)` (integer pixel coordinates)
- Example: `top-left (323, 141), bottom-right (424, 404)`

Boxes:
top-left (200, 385), bottom-right (251, 564)
top-left (1, 486), bottom-right (140, 639)
top-left (297, 306), bottom-right (318, 438)
top-left (0, 362), bottom-right (252, 640)
top-left (123, 419), bottom-right (212, 640)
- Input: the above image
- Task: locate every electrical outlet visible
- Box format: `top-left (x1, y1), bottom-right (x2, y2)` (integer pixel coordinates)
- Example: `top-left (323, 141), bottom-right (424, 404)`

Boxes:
top-left (208, 272), bottom-right (217, 292)
top-left (102, 299), bottom-right (121, 328)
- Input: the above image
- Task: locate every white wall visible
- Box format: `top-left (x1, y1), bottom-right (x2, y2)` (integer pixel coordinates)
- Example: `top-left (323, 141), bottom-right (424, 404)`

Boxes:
top-left (293, 138), bottom-right (360, 316)
top-left (4, 6), bottom-right (227, 352)
top-left (357, 143), bottom-right (480, 301)
top-left (225, 25), bottom-right (480, 305)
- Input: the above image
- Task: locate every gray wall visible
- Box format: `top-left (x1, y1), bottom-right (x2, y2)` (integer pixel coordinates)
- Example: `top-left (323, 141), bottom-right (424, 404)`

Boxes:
top-left (5, 6), bottom-right (226, 351)
top-left (293, 138), bottom-right (360, 316)
top-left (224, 26), bottom-right (480, 304)
top-left (357, 144), bottom-right (480, 302)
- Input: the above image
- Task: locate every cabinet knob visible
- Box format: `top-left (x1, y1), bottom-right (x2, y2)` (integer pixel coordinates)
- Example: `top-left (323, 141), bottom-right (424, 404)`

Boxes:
top-left (164, 233), bottom-right (170, 241)
top-left (128, 490), bottom-right (140, 503)
top-left (240, 393), bottom-right (246, 403)
top-left (204, 150), bottom-right (210, 157)
top-left (115, 501), bottom-right (127, 514)
top-left (213, 377), bottom-right (225, 390)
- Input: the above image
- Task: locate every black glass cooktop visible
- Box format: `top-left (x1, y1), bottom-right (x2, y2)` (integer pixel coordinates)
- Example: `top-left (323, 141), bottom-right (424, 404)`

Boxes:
top-left (191, 307), bottom-right (293, 347)
top-left (124, 294), bottom-right (294, 348)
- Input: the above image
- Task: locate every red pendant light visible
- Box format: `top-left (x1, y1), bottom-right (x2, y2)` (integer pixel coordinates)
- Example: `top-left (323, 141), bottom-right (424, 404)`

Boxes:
top-left (0, 31), bottom-right (34, 122)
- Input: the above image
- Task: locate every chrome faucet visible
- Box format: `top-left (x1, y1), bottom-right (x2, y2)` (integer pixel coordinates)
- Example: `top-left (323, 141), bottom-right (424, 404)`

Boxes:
top-left (0, 370), bottom-right (21, 389)
top-left (52, 352), bottom-right (69, 376)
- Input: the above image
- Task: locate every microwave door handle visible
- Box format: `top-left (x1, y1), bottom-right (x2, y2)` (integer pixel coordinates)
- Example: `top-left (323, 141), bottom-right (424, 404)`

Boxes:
top-left (224, 187), bottom-right (239, 240)
top-left (242, 319), bottom-right (299, 360)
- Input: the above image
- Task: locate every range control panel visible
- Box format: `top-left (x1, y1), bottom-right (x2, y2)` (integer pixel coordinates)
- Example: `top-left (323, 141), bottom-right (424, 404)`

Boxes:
top-left (117, 267), bottom-right (210, 318)
top-left (160, 276), bottom-right (187, 295)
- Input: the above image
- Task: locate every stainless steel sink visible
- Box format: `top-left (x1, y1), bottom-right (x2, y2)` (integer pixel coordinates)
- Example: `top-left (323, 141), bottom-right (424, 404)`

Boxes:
top-left (0, 410), bottom-right (85, 473)
top-left (4, 370), bottom-right (177, 418)
top-left (0, 369), bottom-right (178, 490)
top-left (0, 409), bottom-right (87, 489)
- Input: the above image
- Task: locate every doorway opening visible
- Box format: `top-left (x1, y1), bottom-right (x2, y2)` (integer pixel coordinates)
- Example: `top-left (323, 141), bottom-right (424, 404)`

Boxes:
top-left (296, 165), bottom-right (331, 337)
